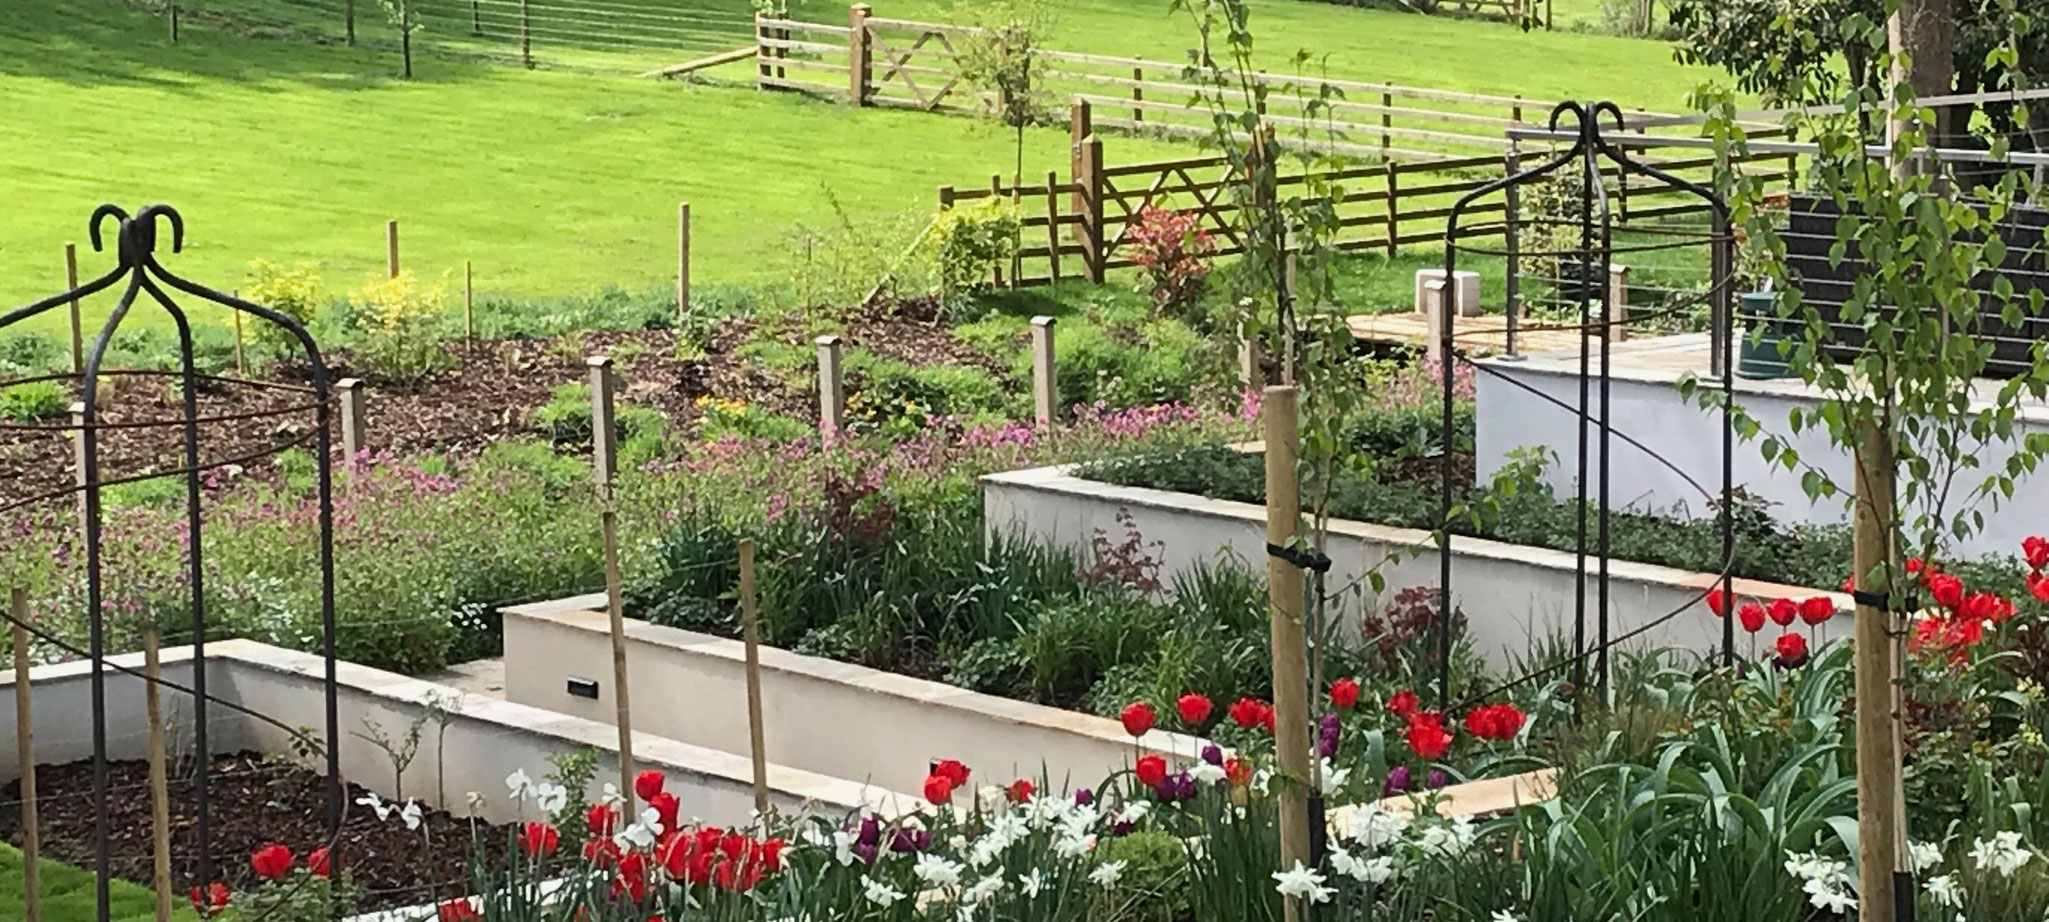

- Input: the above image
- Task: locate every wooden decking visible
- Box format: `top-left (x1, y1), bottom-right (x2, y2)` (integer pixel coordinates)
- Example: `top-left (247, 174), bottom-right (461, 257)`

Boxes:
top-left (1348, 311), bottom-right (1589, 357)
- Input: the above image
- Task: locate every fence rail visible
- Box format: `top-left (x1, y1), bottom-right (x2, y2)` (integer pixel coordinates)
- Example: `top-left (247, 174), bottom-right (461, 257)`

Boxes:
top-left (753, 6), bottom-right (1605, 162)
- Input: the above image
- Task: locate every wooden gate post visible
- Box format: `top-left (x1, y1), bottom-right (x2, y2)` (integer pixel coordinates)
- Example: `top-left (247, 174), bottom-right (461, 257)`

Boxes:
top-left (1076, 133), bottom-right (1105, 284)
top-left (816, 335), bottom-right (845, 438)
top-left (1380, 85), bottom-right (1393, 154)
top-left (754, 11), bottom-right (770, 89)
top-left (336, 379), bottom-right (366, 472)
top-left (847, 4), bottom-right (872, 106)
top-left (1030, 316), bottom-right (1056, 425)
top-left (1383, 161), bottom-right (1400, 257)
top-left (11, 587), bottom-right (39, 922)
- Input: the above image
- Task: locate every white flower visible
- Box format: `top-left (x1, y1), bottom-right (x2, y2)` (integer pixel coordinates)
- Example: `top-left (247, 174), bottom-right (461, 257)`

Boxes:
top-left (977, 785), bottom-right (1009, 815)
top-left (613, 808), bottom-right (661, 851)
top-left (464, 791), bottom-right (486, 812)
top-left (601, 783), bottom-right (625, 807)
top-left (355, 792), bottom-right (392, 821)
top-left (1783, 851), bottom-right (1857, 913)
top-left (1272, 861), bottom-right (1335, 904)
top-left (1190, 762), bottom-right (1228, 786)
top-left (397, 799), bottom-right (424, 831)
top-left (505, 769), bottom-right (534, 800)
top-left (533, 783), bottom-right (569, 815)
top-left (1119, 801), bottom-right (1152, 825)
top-left (1328, 847), bottom-right (1393, 884)
top-left (1416, 815), bottom-right (1475, 858)
top-left (1019, 869), bottom-right (1047, 899)
top-left (1490, 911), bottom-right (1522, 922)
top-left (1089, 860), bottom-right (1127, 888)
top-left (915, 854), bottom-right (966, 888)
top-left (964, 875), bottom-right (1004, 904)
top-left (830, 830), bottom-right (858, 867)
top-left (862, 877), bottom-right (905, 908)
top-left (1318, 759), bottom-right (1350, 794)
top-left (1926, 874), bottom-right (1962, 908)
top-left (1349, 804), bottom-right (1409, 852)
top-left (1055, 833), bottom-right (1097, 859)
top-left (1909, 840), bottom-right (1943, 874)
top-left (1970, 831), bottom-right (2033, 877)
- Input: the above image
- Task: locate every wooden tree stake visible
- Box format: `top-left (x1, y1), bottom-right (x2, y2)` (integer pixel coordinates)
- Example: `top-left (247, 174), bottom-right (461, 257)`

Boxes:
top-left (12, 587), bottom-right (40, 922)
top-left (590, 357), bottom-right (635, 798)
top-left (1030, 316), bottom-right (1057, 426)
top-left (677, 203), bottom-right (692, 322)
top-left (232, 308), bottom-right (247, 376)
top-left (739, 538), bottom-right (770, 816)
top-left (1852, 418), bottom-right (1901, 922)
top-left (1262, 386), bottom-right (1311, 922)
top-left (464, 260), bottom-right (475, 353)
top-left (385, 220), bottom-right (400, 278)
top-left (815, 336), bottom-right (844, 438)
top-left (143, 625), bottom-right (172, 922)
top-left (64, 243), bottom-right (82, 375)
top-left (69, 403), bottom-right (88, 539)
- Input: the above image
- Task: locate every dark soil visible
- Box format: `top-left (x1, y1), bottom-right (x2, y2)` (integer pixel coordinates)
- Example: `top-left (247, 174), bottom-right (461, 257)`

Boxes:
top-left (1387, 450), bottom-right (1476, 491)
top-left (0, 752), bottom-right (514, 911)
top-left (1, 299), bottom-right (1007, 510)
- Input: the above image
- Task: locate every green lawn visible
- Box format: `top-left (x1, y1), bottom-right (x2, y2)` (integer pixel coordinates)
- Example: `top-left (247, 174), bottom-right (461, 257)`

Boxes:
top-left (0, 0), bottom-right (1723, 337)
top-left (0, 841), bottom-right (196, 922)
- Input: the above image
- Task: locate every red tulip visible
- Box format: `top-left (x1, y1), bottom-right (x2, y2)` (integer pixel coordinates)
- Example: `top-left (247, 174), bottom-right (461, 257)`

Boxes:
top-left (931, 758), bottom-right (971, 788)
top-left (634, 769), bottom-right (667, 803)
top-left (1798, 596), bottom-right (1834, 625)
top-left (2030, 574), bottom-right (2049, 605)
top-left (1404, 712), bottom-right (1453, 760)
top-left (1928, 573), bottom-right (1965, 611)
top-left (1330, 677), bottom-right (1361, 710)
top-left (306, 846), bottom-right (332, 879)
top-left (1906, 557), bottom-right (1926, 579)
top-left (1774, 631), bottom-right (1809, 667)
top-left (1176, 692), bottom-right (1213, 726)
top-left (1006, 779), bottom-right (1036, 803)
top-left (922, 773), bottom-right (956, 806)
top-left (1463, 703), bottom-right (1525, 742)
top-left (521, 822), bottom-right (560, 857)
top-left (250, 843), bottom-right (293, 882)
top-left (189, 883), bottom-right (231, 917)
top-left (438, 900), bottom-right (480, 922)
top-left (1228, 697), bottom-right (1273, 730)
top-left (612, 852), bottom-right (648, 902)
top-left (1135, 754), bottom-right (1168, 788)
top-left (1224, 756), bottom-right (1252, 786)
top-left (1767, 598), bottom-right (1798, 627)
top-left (1385, 690), bottom-right (1420, 720)
top-left (584, 837), bottom-right (621, 868)
top-left (2027, 535), bottom-right (2049, 570)
top-left (649, 791), bottom-right (680, 834)
top-left (587, 804), bottom-right (618, 838)
top-left (1705, 585), bottom-right (1728, 617)
top-left (1737, 602), bottom-right (1767, 633)
top-left (1120, 702), bottom-right (1157, 737)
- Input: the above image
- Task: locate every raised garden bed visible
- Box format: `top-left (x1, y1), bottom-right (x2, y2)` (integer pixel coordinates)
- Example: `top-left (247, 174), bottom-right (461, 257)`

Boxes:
top-left (0, 753), bottom-right (510, 911)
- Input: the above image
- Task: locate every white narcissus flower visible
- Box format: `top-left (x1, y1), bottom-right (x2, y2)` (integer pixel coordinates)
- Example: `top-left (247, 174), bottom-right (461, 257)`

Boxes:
top-left (830, 830), bottom-right (858, 867)
top-left (915, 854), bottom-right (966, 888)
top-left (1189, 763), bottom-right (1228, 786)
top-left (1318, 759), bottom-right (1350, 794)
top-left (1054, 833), bottom-right (1097, 859)
top-left (1089, 860), bottom-right (1126, 888)
top-left (1416, 815), bottom-right (1475, 858)
top-left (601, 783), bottom-right (625, 807)
top-left (1328, 847), bottom-right (1395, 884)
top-left (1272, 861), bottom-right (1334, 904)
top-left (965, 875), bottom-right (1004, 904)
top-left (1019, 869), bottom-right (1047, 899)
top-left (464, 791), bottom-right (487, 812)
top-left (977, 785), bottom-right (1009, 815)
top-left (1970, 831), bottom-right (2032, 877)
top-left (1119, 801), bottom-right (1152, 825)
top-left (504, 769), bottom-right (533, 799)
top-left (533, 783), bottom-right (569, 814)
top-left (862, 877), bottom-right (905, 908)
top-left (1349, 803), bottom-right (1408, 852)
top-left (355, 792), bottom-right (392, 821)
top-left (1490, 911), bottom-right (1521, 922)
top-left (1908, 840), bottom-right (1943, 873)
top-left (398, 799), bottom-right (424, 831)
top-left (1926, 874), bottom-right (1962, 908)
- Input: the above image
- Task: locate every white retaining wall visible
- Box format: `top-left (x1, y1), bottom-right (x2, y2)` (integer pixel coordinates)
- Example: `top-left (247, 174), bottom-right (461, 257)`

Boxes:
top-left (981, 464), bottom-right (1850, 666)
top-left (501, 596), bottom-right (1206, 797)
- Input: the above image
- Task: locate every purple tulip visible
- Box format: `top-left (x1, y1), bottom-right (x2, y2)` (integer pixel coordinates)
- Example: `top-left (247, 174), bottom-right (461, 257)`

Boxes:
top-left (1318, 713), bottom-right (1342, 759)
top-left (1382, 766), bottom-right (1413, 796)
top-left (1073, 788), bottom-right (1095, 807)
top-left (1201, 744), bottom-right (1225, 767)
top-left (855, 814), bottom-right (882, 847)
top-left (1426, 770), bottom-right (1449, 790)
top-left (852, 841), bottom-right (879, 865)
top-left (889, 826), bottom-right (932, 853)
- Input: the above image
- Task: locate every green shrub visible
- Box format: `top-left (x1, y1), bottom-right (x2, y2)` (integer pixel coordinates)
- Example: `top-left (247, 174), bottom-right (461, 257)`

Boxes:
top-left (349, 271), bottom-right (452, 386)
top-left (242, 259), bottom-right (325, 357)
top-left (1093, 830), bottom-right (1191, 922)
top-left (0, 380), bottom-right (66, 423)
top-left (538, 382), bottom-right (595, 445)
top-left (0, 331), bottom-right (65, 375)
top-left (931, 198), bottom-right (1019, 312)
top-left (695, 397), bottom-right (810, 443)
top-left (845, 356), bottom-right (1009, 438)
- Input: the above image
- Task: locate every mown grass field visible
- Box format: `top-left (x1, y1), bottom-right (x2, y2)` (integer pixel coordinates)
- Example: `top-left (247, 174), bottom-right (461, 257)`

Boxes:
top-left (0, 842), bottom-right (196, 922)
top-left (0, 0), bottom-right (1721, 334)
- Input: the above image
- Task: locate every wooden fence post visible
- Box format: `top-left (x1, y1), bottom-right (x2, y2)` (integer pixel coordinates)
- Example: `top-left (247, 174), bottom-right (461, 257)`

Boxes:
top-left (519, 0), bottom-right (532, 68)
top-left (144, 625), bottom-right (172, 922)
top-left (336, 379), bottom-right (365, 471)
top-left (1076, 133), bottom-right (1105, 283)
top-left (169, 3), bottom-right (179, 42)
top-left (12, 587), bottom-right (39, 922)
top-left (464, 261), bottom-right (475, 352)
top-left (64, 243), bottom-right (82, 375)
top-left (739, 538), bottom-right (770, 817)
top-left (847, 4), bottom-right (872, 106)
top-left (1030, 316), bottom-right (1056, 425)
top-left (1383, 161), bottom-right (1399, 257)
top-left (1131, 62), bottom-right (1144, 123)
top-left (677, 203), bottom-right (692, 322)
top-left (385, 220), bottom-right (400, 279)
top-left (232, 309), bottom-right (246, 376)
top-left (1237, 320), bottom-right (1261, 389)
top-left (815, 335), bottom-right (844, 438)
top-left (345, 0), bottom-right (355, 45)
top-left (1607, 265), bottom-right (1630, 341)
top-left (1380, 86), bottom-right (1393, 154)
top-left (1044, 170), bottom-right (1063, 281)
top-left (471, 0), bottom-right (482, 34)
top-left (588, 356), bottom-right (636, 801)
top-left (754, 11), bottom-right (770, 89)
top-left (1422, 279), bottom-right (1448, 365)
top-left (1262, 386), bottom-right (1311, 922)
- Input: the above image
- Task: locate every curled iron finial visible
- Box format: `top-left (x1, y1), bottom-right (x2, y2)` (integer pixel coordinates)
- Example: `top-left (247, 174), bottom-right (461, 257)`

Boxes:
top-left (1590, 101), bottom-right (1630, 137)
top-left (135, 204), bottom-right (186, 255)
top-left (88, 204), bottom-right (131, 254)
top-left (1546, 100), bottom-right (1590, 135)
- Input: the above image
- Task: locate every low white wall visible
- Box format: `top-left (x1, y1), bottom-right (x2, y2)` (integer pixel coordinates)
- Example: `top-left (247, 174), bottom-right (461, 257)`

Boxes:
top-left (982, 464), bottom-right (1850, 666)
top-left (0, 649), bottom-right (238, 783)
top-left (3, 640), bottom-right (907, 827)
top-left (502, 596), bottom-right (1206, 798)
top-left (1474, 334), bottom-right (2049, 561)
